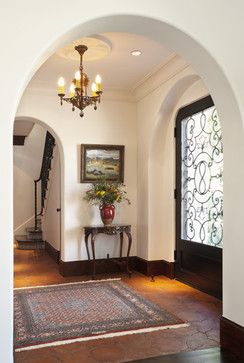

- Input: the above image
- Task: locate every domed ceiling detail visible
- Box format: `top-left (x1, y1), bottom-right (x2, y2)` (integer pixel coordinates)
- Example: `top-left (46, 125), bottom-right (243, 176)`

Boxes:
top-left (56, 36), bottom-right (111, 61)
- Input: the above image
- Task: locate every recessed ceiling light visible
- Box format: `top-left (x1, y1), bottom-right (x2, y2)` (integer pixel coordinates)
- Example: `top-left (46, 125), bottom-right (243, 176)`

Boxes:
top-left (131, 50), bottom-right (142, 56)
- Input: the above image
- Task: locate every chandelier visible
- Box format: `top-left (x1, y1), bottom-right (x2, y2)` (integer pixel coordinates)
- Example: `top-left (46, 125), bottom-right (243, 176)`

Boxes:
top-left (57, 44), bottom-right (102, 117)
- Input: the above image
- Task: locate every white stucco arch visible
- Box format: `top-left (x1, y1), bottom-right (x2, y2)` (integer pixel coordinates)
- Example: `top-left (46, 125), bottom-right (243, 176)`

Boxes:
top-left (2, 6), bottom-right (244, 361)
top-left (148, 74), bottom-right (201, 261)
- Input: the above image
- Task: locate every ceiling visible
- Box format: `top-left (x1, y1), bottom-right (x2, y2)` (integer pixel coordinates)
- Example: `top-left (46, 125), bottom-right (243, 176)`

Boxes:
top-left (13, 119), bottom-right (34, 136)
top-left (30, 32), bottom-right (174, 92)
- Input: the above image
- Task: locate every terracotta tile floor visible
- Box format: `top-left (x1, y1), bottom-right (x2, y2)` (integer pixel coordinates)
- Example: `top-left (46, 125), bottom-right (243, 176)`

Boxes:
top-left (14, 248), bottom-right (222, 363)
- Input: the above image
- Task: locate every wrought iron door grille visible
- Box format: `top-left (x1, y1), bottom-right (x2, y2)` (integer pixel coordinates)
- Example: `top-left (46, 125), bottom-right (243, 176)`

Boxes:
top-left (181, 105), bottom-right (223, 248)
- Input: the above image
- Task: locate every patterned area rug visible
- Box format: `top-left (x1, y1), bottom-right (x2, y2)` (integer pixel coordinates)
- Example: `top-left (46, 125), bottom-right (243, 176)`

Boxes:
top-left (14, 279), bottom-right (188, 351)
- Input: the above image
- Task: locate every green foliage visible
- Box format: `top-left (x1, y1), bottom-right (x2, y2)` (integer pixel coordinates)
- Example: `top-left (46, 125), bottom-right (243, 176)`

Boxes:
top-left (84, 181), bottom-right (131, 206)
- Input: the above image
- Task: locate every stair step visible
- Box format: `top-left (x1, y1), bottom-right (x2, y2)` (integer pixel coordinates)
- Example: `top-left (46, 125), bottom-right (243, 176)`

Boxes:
top-left (15, 235), bottom-right (43, 242)
top-left (27, 233), bottom-right (42, 239)
top-left (26, 227), bottom-right (42, 232)
top-left (26, 227), bottom-right (43, 240)
top-left (15, 235), bottom-right (45, 250)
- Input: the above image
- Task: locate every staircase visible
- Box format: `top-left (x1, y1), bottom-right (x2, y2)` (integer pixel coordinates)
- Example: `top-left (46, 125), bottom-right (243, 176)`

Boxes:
top-left (15, 218), bottom-right (44, 249)
top-left (15, 131), bottom-right (56, 250)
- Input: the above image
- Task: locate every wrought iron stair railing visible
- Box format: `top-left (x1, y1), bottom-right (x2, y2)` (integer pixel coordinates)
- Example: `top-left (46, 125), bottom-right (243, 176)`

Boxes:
top-left (34, 131), bottom-right (56, 230)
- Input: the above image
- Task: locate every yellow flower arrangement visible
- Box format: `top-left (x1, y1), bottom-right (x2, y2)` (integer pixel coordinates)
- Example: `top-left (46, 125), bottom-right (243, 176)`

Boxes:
top-left (84, 181), bottom-right (130, 206)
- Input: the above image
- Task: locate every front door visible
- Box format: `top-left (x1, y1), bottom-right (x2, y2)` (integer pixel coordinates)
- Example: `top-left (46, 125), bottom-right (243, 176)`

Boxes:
top-left (175, 96), bottom-right (223, 299)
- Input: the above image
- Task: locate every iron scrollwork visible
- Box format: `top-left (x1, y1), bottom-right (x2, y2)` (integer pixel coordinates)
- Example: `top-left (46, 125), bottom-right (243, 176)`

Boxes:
top-left (181, 106), bottom-right (223, 248)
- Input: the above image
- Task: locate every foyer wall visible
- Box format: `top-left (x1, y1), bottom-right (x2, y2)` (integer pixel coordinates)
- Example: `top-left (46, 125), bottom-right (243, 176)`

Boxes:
top-left (17, 88), bottom-right (138, 261)
top-left (136, 61), bottom-right (208, 262)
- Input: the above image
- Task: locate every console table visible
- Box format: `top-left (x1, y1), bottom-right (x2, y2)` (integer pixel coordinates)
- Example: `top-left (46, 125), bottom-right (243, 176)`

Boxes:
top-left (84, 224), bottom-right (132, 279)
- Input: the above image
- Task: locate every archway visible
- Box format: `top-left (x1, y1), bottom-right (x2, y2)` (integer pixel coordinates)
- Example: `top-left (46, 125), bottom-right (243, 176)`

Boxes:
top-left (13, 116), bottom-right (65, 262)
top-left (148, 74), bottom-right (201, 261)
top-left (1, 11), bottom-right (243, 362)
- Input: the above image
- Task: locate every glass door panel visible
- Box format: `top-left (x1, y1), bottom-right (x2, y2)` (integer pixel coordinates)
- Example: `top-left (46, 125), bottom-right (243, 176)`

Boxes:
top-left (181, 105), bottom-right (223, 247)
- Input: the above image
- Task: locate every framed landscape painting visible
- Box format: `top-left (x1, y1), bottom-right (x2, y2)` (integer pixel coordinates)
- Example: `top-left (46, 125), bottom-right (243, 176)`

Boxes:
top-left (80, 144), bottom-right (124, 183)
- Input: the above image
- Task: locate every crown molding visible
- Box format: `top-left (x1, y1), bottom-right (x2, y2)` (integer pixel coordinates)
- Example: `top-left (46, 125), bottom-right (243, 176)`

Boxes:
top-left (132, 54), bottom-right (190, 102)
top-left (131, 53), bottom-right (176, 91)
top-left (102, 88), bottom-right (136, 103)
top-left (24, 81), bottom-right (135, 103)
top-left (24, 55), bottom-right (191, 104)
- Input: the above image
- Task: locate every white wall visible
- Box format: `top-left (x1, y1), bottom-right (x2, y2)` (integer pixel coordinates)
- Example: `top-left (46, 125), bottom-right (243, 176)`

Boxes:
top-left (13, 123), bottom-right (46, 234)
top-left (13, 166), bottom-right (34, 235)
top-left (136, 59), bottom-right (208, 262)
top-left (2, 3), bottom-right (244, 362)
top-left (42, 148), bottom-right (61, 251)
top-left (17, 89), bottom-right (138, 261)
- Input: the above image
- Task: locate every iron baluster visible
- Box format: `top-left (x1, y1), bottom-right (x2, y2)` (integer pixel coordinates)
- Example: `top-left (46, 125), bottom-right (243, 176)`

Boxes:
top-left (34, 131), bottom-right (56, 227)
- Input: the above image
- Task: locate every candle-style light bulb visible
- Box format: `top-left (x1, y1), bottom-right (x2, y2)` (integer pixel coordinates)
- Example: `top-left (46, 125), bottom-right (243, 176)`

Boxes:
top-left (95, 74), bottom-right (102, 92)
top-left (91, 82), bottom-right (97, 96)
top-left (75, 71), bottom-right (81, 88)
top-left (58, 77), bottom-right (65, 94)
top-left (70, 83), bottom-right (75, 97)
top-left (75, 71), bottom-right (81, 80)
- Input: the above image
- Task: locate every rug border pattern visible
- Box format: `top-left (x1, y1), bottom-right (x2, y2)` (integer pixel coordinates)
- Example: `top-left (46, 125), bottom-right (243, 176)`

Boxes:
top-left (14, 279), bottom-right (189, 352)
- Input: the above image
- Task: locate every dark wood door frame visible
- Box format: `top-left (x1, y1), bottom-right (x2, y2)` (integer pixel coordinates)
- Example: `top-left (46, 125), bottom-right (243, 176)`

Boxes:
top-left (175, 95), bottom-right (223, 299)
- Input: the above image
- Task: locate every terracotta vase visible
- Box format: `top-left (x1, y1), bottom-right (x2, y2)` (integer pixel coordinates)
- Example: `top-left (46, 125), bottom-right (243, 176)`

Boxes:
top-left (100, 204), bottom-right (115, 226)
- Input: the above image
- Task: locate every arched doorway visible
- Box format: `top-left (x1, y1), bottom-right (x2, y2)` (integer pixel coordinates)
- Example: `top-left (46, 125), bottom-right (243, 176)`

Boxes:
top-left (148, 76), bottom-right (223, 299)
top-left (1, 11), bottom-right (243, 362)
top-left (175, 95), bottom-right (223, 299)
top-left (13, 117), bottom-right (64, 286)
top-left (148, 74), bottom-right (202, 262)
top-left (13, 116), bottom-right (65, 263)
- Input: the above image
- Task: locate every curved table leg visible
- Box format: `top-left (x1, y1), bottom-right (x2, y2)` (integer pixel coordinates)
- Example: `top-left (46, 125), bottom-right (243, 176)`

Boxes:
top-left (91, 232), bottom-right (96, 279)
top-left (119, 232), bottom-right (123, 261)
top-left (84, 232), bottom-right (91, 260)
top-left (125, 231), bottom-right (132, 277)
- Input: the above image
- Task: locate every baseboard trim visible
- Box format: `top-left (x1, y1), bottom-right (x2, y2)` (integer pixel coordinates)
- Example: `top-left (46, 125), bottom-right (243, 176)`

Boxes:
top-left (134, 257), bottom-right (175, 279)
top-left (45, 241), bottom-right (60, 264)
top-left (59, 256), bottom-right (175, 279)
top-left (59, 257), bottom-right (136, 277)
top-left (220, 316), bottom-right (244, 360)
